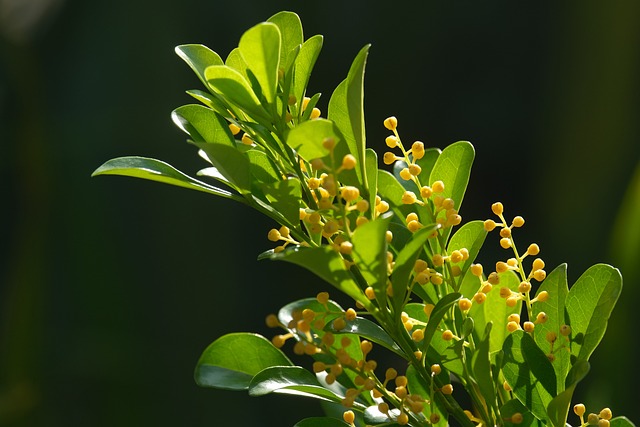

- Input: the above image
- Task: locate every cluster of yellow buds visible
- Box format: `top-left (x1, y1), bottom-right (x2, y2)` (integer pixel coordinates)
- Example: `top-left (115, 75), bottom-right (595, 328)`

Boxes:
top-left (266, 225), bottom-right (301, 253)
top-left (468, 264), bottom-right (500, 304)
top-left (574, 404), bottom-right (613, 427)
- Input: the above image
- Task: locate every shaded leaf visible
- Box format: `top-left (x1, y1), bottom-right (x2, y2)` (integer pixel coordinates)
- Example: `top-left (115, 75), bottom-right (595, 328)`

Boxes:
top-left (204, 65), bottom-right (270, 122)
top-left (191, 141), bottom-right (251, 194)
top-left (259, 178), bottom-right (301, 225)
top-left (175, 44), bottom-right (223, 87)
top-left (286, 118), bottom-right (340, 160)
top-left (351, 214), bottom-right (391, 305)
top-left (292, 35), bottom-right (323, 116)
top-left (249, 366), bottom-right (342, 404)
top-left (547, 360), bottom-right (590, 427)
top-left (325, 316), bottom-right (403, 357)
top-left (502, 330), bottom-right (556, 421)
top-left (171, 104), bottom-right (235, 146)
top-left (195, 333), bottom-right (292, 390)
top-left (429, 141), bottom-right (474, 214)
top-left (447, 220), bottom-right (487, 290)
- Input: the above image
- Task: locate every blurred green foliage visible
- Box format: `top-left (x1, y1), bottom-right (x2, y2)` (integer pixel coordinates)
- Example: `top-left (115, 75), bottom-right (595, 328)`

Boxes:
top-left (1, 1), bottom-right (638, 426)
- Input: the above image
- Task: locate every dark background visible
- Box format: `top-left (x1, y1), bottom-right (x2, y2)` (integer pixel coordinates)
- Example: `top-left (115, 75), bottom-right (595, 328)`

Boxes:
top-left (1, 0), bottom-right (639, 425)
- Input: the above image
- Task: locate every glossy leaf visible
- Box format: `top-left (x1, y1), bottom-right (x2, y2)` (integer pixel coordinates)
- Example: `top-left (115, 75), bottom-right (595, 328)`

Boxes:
top-left (294, 418), bottom-right (350, 427)
top-left (325, 316), bottom-right (403, 357)
top-left (406, 365), bottom-right (447, 427)
top-left (365, 148), bottom-right (378, 211)
top-left (259, 178), bottom-right (301, 226)
top-left (565, 264), bottom-right (622, 363)
top-left (92, 156), bottom-right (244, 202)
top-left (328, 45), bottom-right (370, 189)
top-left (239, 22), bottom-right (281, 106)
top-left (175, 44), bottom-right (223, 87)
top-left (267, 246), bottom-right (370, 309)
top-left (292, 35), bottom-right (323, 115)
top-left (172, 104), bottom-right (235, 146)
top-left (546, 360), bottom-right (589, 427)
top-left (416, 147), bottom-right (441, 179)
top-left (191, 142), bottom-right (251, 194)
top-left (610, 417), bottom-right (638, 427)
top-left (502, 330), bottom-right (556, 421)
top-left (469, 271), bottom-right (521, 353)
top-left (225, 47), bottom-right (249, 80)
top-left (194, 333), bottom-right (292, 390)
top-left (351, 214), bottom-right (391, 305)
top-left (204, 65), bottom-right (270, 122)
top-left (249, 366), bottom-right (343, 404)
top-left (390, 224), bottom-right (438, 314)
top-left (422, 293), bottom-right (461, 356)
top-left (501, 399), bottom-right (544, 427)
top-left (447, 220), bottom-right (487, 290)
top-left (429, 141), bottom-right (474, 213)
top-left (531, 264), bottom-right (570, 392)
top-left (472, 322), bottom-right (497, 415)
top-left (286, 118), bottom-right (340, 160)
top-left (267, 11), bottom-right (303, 66)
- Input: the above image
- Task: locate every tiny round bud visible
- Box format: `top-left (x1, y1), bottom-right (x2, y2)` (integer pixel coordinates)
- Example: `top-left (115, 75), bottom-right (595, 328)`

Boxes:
top-left (383, 116), bottom-right (398, 130)
top-left (500, 227), bottom-right (512, 238)
top-left (420, 186), bottom-right (433, 198)
top-left (345, 308), bottom-right (357, 321)
top-left (399, 167), bottom-right (412, 180)
top-left (385, 367), bottom-right (398, 380)
top-left (599, 420), bottom-right (610, 427)
top-left (523, 321), bottom-right (535, 333)
top-left (333, 317), bottom-right (347, 331)
top-left (458, 298), bottom-right (473, 311)
top-left (518, 281), bottom-right (532, 293)
top-left (442, 330), bottom-right (454, 341)
top-left (395, 375), bottom-right (408, 387)
top-left (430, 413), bottom-right (441, 423)
top-left (599, 408), bottom-right (612, 421)
top-left (395, 385), bottom-right (408, 399)
top-left (409, 163), bottom-right (422, 176)
top-left (512, 216), bottom-right (525, 227)
top-left (508, 314), bottom-right (521, 323)
top-left (411, 141), bottom-right (425, 159)
top-left (546, 331), bottom-right (557, 343)
top-left (574, 404), bottom-right (586, 417)
top-left (431, 364), bottom-right (442, 375)
top-left (341, 154), bottom-right (357, 170)
top-left (316, 292), bottom-right (329, 304)
top-left (473, 292), bottom-right (487, 304)
top-left (506, 296), bottom-right (519, 307)
top-left (533, 269), bottom-right (547, 281)
top-left (511, 413), bottom-right (523, 424)
top-left (484, 219), bottom-right (497, 231)
top-left (535, 312), bottom-right (548, 324)
top-left (340, 241), bottom-right (353, 255)
top-left (450, 250), bottom-right (463, 263)
top-left (241, 133), bottom-right (253, 145)
top-left (378, 402), bottom-right (390, 414)
top-left (385, 135), bottom-right (399, 148)
top-left (536, 291), bottom-right (549, 302)
top-left (401, 191), bottom-right (418, 204)
top-left (507, 321), bottom-right (520, 332)
top-left (496, 261), bottom-right (509, 273)
top-left (471, 263), bottom-right (484, 277)
top-left (588, 413), bottom-right (600, 425)
top-left (503, 381), bottom-right (512, 391)
top-left (265, 314), bottom-right (279, 328)
top-left (432, 180), bottom-right (445, 193)
top-left (383, 152), bottom-right (397, 165)
top-left (268, 228), bottom-right (281, 242)
top-left (491, 202), bottom-right (504, 216)
top-left (500, 238), bottom-right (512, 249)
top-left (441, 384), bottom-right (454, 395)
top-left (412, 328), bottom-right (425, 342)
top-left (527, 243), bottom-right (540, 256)
top-left (310, 107), bottom-right (321, 119)
top-left (343, 410), bottom-right (355, 425)
top-left (397, 412), bottom-right (409, 425)
top-left (532, 258), bottom-right (545, 270)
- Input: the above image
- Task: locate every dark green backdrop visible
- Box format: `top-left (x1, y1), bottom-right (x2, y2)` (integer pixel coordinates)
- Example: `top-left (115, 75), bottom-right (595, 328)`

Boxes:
top-left (1, 1), bottom-right (638, 426)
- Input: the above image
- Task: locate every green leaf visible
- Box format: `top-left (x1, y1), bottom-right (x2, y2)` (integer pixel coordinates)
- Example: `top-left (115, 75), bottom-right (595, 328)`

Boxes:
top-left (429, 141), bottom-right (474, 213)
top-left (185, 89), bottom-right (230, 117)
top-left (267, 11), bottom-right (303, 68)
top-left (500, 399), bottom-right (545, 427)
top-left (325, 316), bottom-right (403, 357)
top-left (565, 264), bottom-right (622, 363)
top-left (172, 104), bottom-right (235, 145)
top-left (92, 156), bottom-right (244, 202)
top-left (391, 224), bottom-right (439, 314)
top-left (292, 35), bottom-right (323, 113)
top-left (472, 322), bottom-right (497, 415)
top-left (294, 418), bottom-right (350, 427)
top-left (249, 366), bottom-right (344, 404)
top-left (406, 365), bottom-right (447, 427)
top-left (246, 149), bottom-right (280, 184)
top-left (225, 48), bottom-right (249, 80)
top-left (531, 264), bottom-right (570, 392)
top-left (469, 271), bottom-right (521, 353)
top-left (175, 44), bottom-right (223, 88)
top-left (239, 22), bottom-right (281, 106)
top-left (447, 220), bottom-right (487, 290)
top-left (267, 246), bottom-right (370, 309)
top-left (365, 148), bottom-right (378, 212)
top-left (194, 333), bottom-right (292, 390)
top-left (422, 293), bottom-right (461, 356)
top-left (416, 147), bottom-right (441, 178)
top-left (286, 118), bottom-right (340, 160)
top-left (611, 417), bottom-right (638, 427)
top-left (502, 330), bottom-right (556, 421)
top-left (191, 142), bottom-right (251, 194)
top-left (351, 214), bottom-right (391, 306)
top-left (259, 178), bottom-right (301, 226)
top-left (204, 65), bottom-right (270, 122)
top-left (546, 360), bottom-right (590, 427)
top-left (328, 45), bottom-right (370, 189)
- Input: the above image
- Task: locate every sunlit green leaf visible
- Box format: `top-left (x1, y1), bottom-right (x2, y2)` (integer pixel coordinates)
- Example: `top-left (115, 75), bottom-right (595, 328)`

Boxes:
top-left (286, 118), bottom-right (340, 160)
top-left (531, 264), bottom-right (570, 392)
top-left (325, 316), bottom-right (403, 357)
top-left (249, 366), bottom-right (343, 404)
top-left (565, 264), bottom-right (622, 363)
top-left (259, 178), bottom-right (301, 225)
top-left (501, 399), bottom-right (544, 427)
top-left (447, 220), bottom-right (487, 291)
top-left (406, 365), bottom-right (447, 427)
top-left (191, 141), bottom-right (251, 194)
top-left (351, 214), bottom-right (391, 306)
top-left (267, 11), bottom-right (303, 69)
top-left (204, 65), bottom-right (270, 122)
top-left (175, 44), bottom-right (223, 88)
top-left (195, 333), bottom-right (292, 390)
top-left (328, 45), bottom-right (370, 189)
top-left (239, 22), bottom-right (281, 106)
top-left (610, 417), bottom-right (638, 427)
top-left (502, 330), bottom-right (556, 421)
top-left (429, 141), bottom-right (474, 215)
top-left (292, 35), bottom-right (323, 116)
top-left (92, 156), bottom-right (244, 202)
top-left (472, 322), bottom-right (497, 415)
top-left (365, 148), bottom-right (378, 212)
top-left (547, 360), bottom-right (589, 427)
top-left (172, 104), bottom-right (235, 146)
